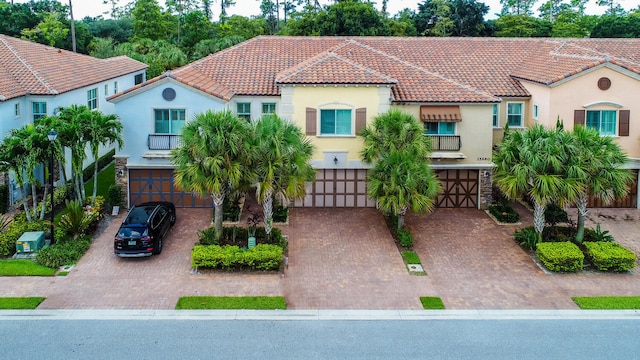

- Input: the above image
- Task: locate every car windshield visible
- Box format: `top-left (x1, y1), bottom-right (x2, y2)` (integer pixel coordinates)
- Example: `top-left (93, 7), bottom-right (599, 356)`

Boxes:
top-left (117, 226), bottom-right (147, 239)
top-left (124, 206), bottom-right (155, 225)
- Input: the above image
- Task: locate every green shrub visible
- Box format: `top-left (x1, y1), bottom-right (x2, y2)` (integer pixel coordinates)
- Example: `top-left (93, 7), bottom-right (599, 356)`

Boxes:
top-left (273, 204), bottom-right (288, 223)
top-left (0, 220), bottom-right (49, 257)
top-left (514, 227), bottom-right (539, 250)
top-left (198, 226), bottom-right (286, 250)
top-left (107, 185), bottom-right (122, 207)
top-left (402, 251), bottom-right (421, 264)
top-left (192, 243), bottom-right (283, 271)
top-left (0, 184), bottom-right (8, 214)
top-left (586, 224), bottom-right (614, 242)
top-left (536, 242), bottom-right (584, 272)
top-left (398, 227), bottom-right (414, 248)
top-left (35, 235), bottom-right (91, 268)
top-left (59, 200), bottom-right (98, 238)
top-left (583, 242), bottom-right (636, 272)
top-left (542, 226), bottom-right (575, 243)
top-left (488, 204), bottom-right (520, 223)
top-left (544, 203), bottom-right (568, 226)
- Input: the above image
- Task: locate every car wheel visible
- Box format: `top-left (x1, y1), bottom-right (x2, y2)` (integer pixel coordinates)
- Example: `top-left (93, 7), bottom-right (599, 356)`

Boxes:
top-left (155, 238), bottom-right (163, 255)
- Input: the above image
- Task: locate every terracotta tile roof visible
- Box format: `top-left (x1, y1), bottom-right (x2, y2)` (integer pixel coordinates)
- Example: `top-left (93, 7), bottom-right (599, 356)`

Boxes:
top-left (111, 36), bottom-right (640, 104)
top-left (0, 34), bottom-right (147, 102)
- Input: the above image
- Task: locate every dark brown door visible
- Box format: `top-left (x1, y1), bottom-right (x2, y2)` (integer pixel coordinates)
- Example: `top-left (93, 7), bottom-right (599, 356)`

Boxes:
top-left (128, 169), bottom-right (213, 208)
top-left (436, 169), bottom-right (478, 208)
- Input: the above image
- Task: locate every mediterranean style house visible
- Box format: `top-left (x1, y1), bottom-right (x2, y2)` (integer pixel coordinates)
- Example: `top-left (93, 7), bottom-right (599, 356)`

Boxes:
top-left (108, 36), bottom-right (640, 210)
top-left (0, 34), bottom-right (147, 204)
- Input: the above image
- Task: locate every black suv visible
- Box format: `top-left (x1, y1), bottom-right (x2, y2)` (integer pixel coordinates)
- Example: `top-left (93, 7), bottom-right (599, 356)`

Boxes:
top-left (114, 202), bottom-right (176, 257)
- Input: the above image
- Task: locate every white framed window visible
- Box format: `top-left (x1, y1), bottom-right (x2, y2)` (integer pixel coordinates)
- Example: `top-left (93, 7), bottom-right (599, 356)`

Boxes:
top-left (134, 74), bottom-right (143, 85)
top-left (87, 88), bottom-right (98, 109)
top-left (237, 102), bottom-right (251, 121)
top-left (154, 109), bottom-right (186, 134)
top-left (533, 104), bottom-right (539, 120)
top-left (32, 102), bottom-right (46, 121)
top-left (261, 102), bottom-right (276, 116)
top-left (507, 102), bottom-right (524, 127)
top-left (114, 81), bottom-right (118, 94)
top-left (320, 109), bottom-right (352, 135)
top-left (492, 104), bottom-right (499, 127)
top-left (14, 103), bottom-right (21, 118)
top-left (424, 122), bottom-right (455, 135)
top-left (586, 110), bottom-right (616, 135)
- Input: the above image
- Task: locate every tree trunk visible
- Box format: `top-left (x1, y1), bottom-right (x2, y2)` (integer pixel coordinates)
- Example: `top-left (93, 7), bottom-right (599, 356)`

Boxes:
top-left (19, 183), bottom-right (31, 222)
top-left (30, 182), bottom-right (38, 218)
top-left (39, 182), bottom-right (49, 220)
top-left (262, 187), bottom-right (273, 235)
top-left (575, 192), bottom-right (588, 243)
top-left (212, 192), bottom-right (225, 242)
top-left (533, 199), bottom-right (545, 241)
top-left (91, 152), bottom-right (98, 206)
top-left (397, 206), bottom-right (407, 230)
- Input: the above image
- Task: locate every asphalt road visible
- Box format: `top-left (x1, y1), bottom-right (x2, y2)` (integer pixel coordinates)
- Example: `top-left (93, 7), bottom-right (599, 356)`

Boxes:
top-left (1, 311), bottom-right (639, 359)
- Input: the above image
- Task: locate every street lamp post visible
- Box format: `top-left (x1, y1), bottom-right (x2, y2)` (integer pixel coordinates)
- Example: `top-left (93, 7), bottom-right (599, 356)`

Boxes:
top-left (47, 129), bottom-right (58, 245)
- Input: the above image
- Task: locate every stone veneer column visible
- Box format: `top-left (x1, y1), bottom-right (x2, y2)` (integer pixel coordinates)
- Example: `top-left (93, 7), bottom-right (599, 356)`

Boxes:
top-left (479, 169), bottom-right (493, 210)
top-left (114, 156), bottom-right (129, 209)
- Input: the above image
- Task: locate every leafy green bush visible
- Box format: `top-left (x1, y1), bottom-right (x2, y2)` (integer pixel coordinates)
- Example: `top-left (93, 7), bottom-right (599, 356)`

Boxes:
top-left (542, 225), bottom-right (575, 243)
top-left (82, 149), bottom-right (115, 181)
top-left (192, 243), bottom-right (283, 271)
top-left (583, 242), bottom-right (636, 272)
top-left (544, 203), bottom-right (568, 226)
top-left (514, 227), bottom-right (539, 250)
top-left (58, 200), bottom-right (99, 239)
top-left (273, 204), bottom-right (288, 223)
top-left (585, 224), bottom-right (614, 242)
top-left (35, 235), bottom-right (91, 268)
top-left (488, 204), bottom-right (520, 223)
top-left (0, 220), bottom-right (49, 257)
top-left (398, 227), bottom-right (414, 248)
top-left (198, 226), bottom-right (286, 249)
top-left (107, 185), bottom-right (122, 207)
top-left (536, 242), bottom-right (584, 272)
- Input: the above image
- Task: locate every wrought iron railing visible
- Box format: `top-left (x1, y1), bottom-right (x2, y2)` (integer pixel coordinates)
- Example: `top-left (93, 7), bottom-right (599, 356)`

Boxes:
top-left (147, 134), bottom-right (182, 150)
top-left (427, 135), bottom-right (461, 151)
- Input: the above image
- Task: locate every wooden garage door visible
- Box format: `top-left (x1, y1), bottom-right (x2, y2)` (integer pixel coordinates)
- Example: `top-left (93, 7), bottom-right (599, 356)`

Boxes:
top-left (129, 169), bottom-right (213, 208)
top-left (294, 169), bottom-right (375, 207)
top-left (588, 170), bottom-right (638, 208)
top-left (436, 169), bottom-right (478, 208)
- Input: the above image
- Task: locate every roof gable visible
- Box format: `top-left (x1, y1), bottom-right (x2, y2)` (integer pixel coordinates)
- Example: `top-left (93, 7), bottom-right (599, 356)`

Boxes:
top-left (0, 34), bottom-right (147, 102)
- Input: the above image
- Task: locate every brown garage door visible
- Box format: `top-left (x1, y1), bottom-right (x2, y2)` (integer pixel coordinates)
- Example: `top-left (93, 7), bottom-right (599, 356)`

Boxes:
top-left (588, 170), bottom-right (638, 208)
top-left (129, 169), bottom-right (213, 208)
top-left (294, 169), bottom-right (375, 207)
top-left (436, 169), bottom-right (478, 208)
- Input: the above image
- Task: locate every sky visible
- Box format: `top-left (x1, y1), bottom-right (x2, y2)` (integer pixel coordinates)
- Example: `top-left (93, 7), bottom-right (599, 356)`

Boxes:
top-left (13, 0), bottom-right (640, 21)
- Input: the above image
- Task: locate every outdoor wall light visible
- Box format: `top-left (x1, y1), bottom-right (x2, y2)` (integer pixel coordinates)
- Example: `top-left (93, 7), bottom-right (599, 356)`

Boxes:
top-left (333, 156), bottom-right (338, 165)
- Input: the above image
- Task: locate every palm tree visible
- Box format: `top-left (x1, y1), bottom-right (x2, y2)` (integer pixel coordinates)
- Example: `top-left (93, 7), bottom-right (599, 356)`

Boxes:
top-left (171, 110), bottom-right (251, 241)
top-left (566, 126), bottom-right (633, 243)
top-left (85, 111), bottom-right (124, 206)
top-left (493, 124), bottom-right (581, 239)
top-left (0, 132), bottom-right (31, 221)
top-left (360, 109), bottom-right (440, 229)
top-left (251, 115), bottom-right (315, 236)
top-left (55, 105), bottom-right (92, 202)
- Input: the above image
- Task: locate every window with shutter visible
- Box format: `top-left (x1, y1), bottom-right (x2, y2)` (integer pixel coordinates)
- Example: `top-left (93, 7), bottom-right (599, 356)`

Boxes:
top-left (355, 108), bottom-right (366, 134)
top-left (619, 110), bottom-right (630, 137)
top-left (574, 110), bottom-right (585, 128)
top-left (306, 107), bottom-right (317, 135)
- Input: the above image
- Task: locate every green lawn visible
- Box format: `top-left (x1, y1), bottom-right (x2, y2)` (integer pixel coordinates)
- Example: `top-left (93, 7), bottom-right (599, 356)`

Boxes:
top-left (572, 296), bottom-right (640, 309)
top-left (0, 297), bottom-right (45, 309)
top-left (420, 296), bottom-right (445, 309)
top-left (176, 296), bottom-right (287, 310)
top-left (402, 251), bottom-right (421, 264)
top-left (0, 260), bottom-right (56, 276)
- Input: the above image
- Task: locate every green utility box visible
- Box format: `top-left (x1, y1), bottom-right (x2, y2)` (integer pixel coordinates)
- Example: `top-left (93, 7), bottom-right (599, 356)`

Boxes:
top-left (16, 231), bottom-right (45, 254)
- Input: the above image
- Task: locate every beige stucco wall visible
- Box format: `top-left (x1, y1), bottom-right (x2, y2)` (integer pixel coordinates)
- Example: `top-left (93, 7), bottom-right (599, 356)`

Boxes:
top-left (492, 98), bottom-right (530, 146)
top-left (520, 65), bottom-right (640, 159)
top-left (281, 85), bottom-right (391, 168)
top-left (398, 104), bottom-right (494, 167)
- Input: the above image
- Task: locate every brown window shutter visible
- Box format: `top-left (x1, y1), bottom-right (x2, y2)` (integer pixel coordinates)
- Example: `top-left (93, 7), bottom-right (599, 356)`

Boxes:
top-left (619, 110), bottom-right (630, 136)
top-left (574, 110), bottom-right (585, 128)
top-left (355, 108), bottom-right (366, 134)
top-left (305, 107), bottom-right (317, 135)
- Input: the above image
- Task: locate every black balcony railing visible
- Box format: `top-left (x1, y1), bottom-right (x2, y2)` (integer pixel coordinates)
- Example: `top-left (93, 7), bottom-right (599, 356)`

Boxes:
top-left (147, 134), bottom-right (182, 150)
top-left (428, 135), bottom-right (461, 151)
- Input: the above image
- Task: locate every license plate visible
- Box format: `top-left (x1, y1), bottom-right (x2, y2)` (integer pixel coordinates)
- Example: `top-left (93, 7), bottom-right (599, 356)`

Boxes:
top-left (128, 240), bottom-right (136, 246)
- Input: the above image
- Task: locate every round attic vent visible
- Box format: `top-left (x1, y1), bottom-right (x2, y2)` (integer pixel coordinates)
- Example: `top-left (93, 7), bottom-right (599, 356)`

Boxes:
top-left (597, 77), bottom-right (611, 91)
top-left (162, 87), bottom-right (176, 101)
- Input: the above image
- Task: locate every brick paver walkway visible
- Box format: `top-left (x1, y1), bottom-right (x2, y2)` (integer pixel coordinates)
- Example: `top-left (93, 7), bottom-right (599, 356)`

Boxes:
top-left (0, 201), bottom-right (638, 310)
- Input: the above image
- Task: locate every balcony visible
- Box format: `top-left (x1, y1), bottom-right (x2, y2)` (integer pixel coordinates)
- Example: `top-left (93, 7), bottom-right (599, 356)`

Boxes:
top-left (428, 135), bottom-right (461, 151)
top-left (147, 134), bottom-right (182, 150)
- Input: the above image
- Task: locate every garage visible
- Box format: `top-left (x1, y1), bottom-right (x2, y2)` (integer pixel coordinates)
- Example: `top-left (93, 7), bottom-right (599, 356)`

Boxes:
top-left (128, 169), bottom-right (213, 208)
top-left (294, 169), bottom-right (376, 207)
top-left (435, 169), bottom-right (479, 208)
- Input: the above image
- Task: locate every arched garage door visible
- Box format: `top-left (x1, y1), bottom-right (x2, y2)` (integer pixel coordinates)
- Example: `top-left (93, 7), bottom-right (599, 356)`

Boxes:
top-left (435, 169), bottom-right (479, 208)
top-left (129, 169), bottom-right (213, 208)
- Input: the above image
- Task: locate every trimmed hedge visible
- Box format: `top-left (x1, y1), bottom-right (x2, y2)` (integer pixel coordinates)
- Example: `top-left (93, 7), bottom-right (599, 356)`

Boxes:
top-left (35, 236), bottom-right (91, 268)
top-left (192, 244), bottom-right (283, 271)
top-left (488, 204), bottom-right (520, 223)
top-left (583, 242), bottom-right (636, 272)
top-left (536, 241), bottom-right (584, 272)
top-left (82, 148), bottom-right (115, 181)
top-left (198, 226), bottom-right (287, 249)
